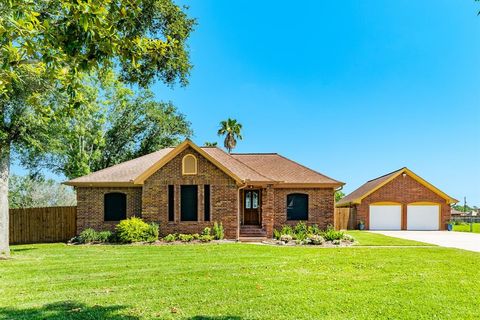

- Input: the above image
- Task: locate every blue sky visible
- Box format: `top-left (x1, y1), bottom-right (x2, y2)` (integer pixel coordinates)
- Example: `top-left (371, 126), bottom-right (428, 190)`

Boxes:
top-left (12, 0), bottom-right (480, 204)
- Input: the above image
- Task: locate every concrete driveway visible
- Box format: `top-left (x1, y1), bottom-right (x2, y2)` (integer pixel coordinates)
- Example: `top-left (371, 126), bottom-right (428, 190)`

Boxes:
top-left (371, 231), bottom-right (480, 253)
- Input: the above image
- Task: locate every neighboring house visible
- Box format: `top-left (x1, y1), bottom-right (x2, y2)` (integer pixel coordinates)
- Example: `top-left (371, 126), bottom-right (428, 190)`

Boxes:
top-left (336, 168), bottom-right (458, 231)
top-left (65, 140), bottom-right (344, 239)
top-left (450, 208), bottom-right (464, 217)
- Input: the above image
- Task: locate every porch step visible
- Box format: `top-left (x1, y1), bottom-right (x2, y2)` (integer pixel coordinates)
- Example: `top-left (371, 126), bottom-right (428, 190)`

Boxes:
top-left (240, 225), bottom-right (267, 238)
top-left (238, 236), bottom-right (267, 243)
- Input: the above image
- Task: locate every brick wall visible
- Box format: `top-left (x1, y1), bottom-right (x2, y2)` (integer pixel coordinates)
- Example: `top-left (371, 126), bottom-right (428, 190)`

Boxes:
top-left (270, 188), bottom-right (335, 233)
top-left (142, 147), bottom-right (239, 239)
top-left (76, 187), bottom-right (142, 233)
top-left (355, 174), bottom-right (450, 230)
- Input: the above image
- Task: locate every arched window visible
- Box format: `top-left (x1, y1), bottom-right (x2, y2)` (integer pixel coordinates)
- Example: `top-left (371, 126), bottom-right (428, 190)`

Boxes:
top-left (287, 193), bottom-right (308, 220)
top-left (182, 154), bottom-right (197, 175)
top-left (104, 192), bottom-right (127, 221)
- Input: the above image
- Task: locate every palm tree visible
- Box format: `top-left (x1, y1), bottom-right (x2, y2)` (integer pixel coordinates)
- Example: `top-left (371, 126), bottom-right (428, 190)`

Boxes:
top-left (217, 118), bottom-right (243, 153)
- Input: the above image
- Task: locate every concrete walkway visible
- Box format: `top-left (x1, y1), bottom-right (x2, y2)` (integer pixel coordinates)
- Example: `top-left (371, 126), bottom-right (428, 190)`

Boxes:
top-left (372, 231), bottom-right (480, 253)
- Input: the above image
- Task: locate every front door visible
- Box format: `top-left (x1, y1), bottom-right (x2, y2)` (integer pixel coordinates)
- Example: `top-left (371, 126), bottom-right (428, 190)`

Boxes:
top-left (244, 190), bottom-right (261, 225)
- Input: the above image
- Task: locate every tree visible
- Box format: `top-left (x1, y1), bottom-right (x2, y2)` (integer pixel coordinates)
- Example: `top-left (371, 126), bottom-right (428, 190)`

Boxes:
top-left (26, 74), bottom-right (192, 179)
top-left (9, 175), bottom-right (76, 208)
top-left (0, 0), bottom-right (194, 258)
top-left (335, 190), bottom-right (345, 202)
top-left (217, 118), bottom-right (243, 153)
top-left (204, 142), bottom-right (218, 147)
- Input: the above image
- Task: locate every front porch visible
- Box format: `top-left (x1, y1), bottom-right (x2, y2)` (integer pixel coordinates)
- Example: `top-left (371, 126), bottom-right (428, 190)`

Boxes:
top-left (238, 186), bottom-right (274, 241)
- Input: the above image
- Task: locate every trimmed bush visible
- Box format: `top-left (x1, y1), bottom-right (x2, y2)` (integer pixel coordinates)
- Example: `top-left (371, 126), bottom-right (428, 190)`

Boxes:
top-left (322, 227), bottom-right (344, 241)
top-left (115, 217), bottom-right (158, 243)
top-left (213, 222), bottom-right (224, 240)
top-left (178, 234), bottom-right (194, 242)
top-left (199, 234), bottom-right (214, 242)
top-left (97, 231), bottom-right (113, 243)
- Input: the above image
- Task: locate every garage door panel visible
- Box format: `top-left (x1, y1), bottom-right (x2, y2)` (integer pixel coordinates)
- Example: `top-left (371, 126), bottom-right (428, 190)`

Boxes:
top-left (407, 205), bottom-right (439, 230)
top-left (369, 205), bottom-right (402, 230)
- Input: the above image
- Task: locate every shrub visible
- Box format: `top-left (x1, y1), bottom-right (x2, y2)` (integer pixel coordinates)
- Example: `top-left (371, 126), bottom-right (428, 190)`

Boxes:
top-left (343, 234), bottom-right (355, 242)
top-left (273, 229), bottom-right (281, 240)
top-left (199, 234), bottom-right (214, 242)
top-left (322, 226), bottom-right (344, 241)
top-left (178, 234), bottom-right (194, 242)
top-left (79, 228), bottom-right (99, 243)
top-left (202, 227), bottom-right (211, 236)
top-left (280, 234), bottom-right (293, 243)
top-left (280, 225), bottom-right (293, 236)
top-left (308, 234), bottom-right (325, 245)
top-left (213, 221), bottom-right (224, 240)
top-left (144, 223), bottom-right (159, 242)
top-left (293, 231), bottom-right (307, 241)
top-left (293, 221), bottom-right (308, 235)
top-left (307, 224), bottom-right (321, 235)
top-left (163, 234), bottom-right (177, 242)
top-left (192, 233), bottom-right (200, 240)
top-left (332, 239), bottom-right (341, 245)
top-left (96, 231), bottom-right (113, 243)
top-left (115, 217), bottom-right (155, 243)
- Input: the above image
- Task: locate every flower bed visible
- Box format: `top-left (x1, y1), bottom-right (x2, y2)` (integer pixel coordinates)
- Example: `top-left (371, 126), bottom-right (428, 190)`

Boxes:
top-left (266, 222), bottom-right (355, 247)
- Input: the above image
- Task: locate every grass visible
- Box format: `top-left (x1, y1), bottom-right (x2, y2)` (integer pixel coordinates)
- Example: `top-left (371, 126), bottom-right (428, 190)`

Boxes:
top-left (347, 231), bottom-right (433, 246)
top-left (453, 223), bottom-right (480, 233)
top-left (1, 232), bottom-right (479, 320)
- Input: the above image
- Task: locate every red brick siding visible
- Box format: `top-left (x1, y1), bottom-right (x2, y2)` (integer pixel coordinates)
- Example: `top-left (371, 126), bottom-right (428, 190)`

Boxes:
top-left (355, 174), bottom-right (450, 230)
top-left (270, 188), bottom-right (335, 233)
top-left (76, 187), bottom-right (142, 233)
top-left (142, 147), bottom-right (239, 239)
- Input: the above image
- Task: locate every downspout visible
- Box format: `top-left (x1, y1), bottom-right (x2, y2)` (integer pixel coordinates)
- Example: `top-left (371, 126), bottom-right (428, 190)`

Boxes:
top-left (237, 181), bottom-right (248, 241)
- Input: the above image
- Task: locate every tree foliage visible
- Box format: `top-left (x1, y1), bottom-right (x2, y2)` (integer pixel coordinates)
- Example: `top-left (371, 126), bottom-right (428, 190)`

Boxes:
top-left (335, 190), bottom-right (345, 202)
top-left (9, 175), bottom-right (76, 209)
top-left (0, 0), bottom-right (195, 258)
top-left (217, 118), bottom-right (243, 153)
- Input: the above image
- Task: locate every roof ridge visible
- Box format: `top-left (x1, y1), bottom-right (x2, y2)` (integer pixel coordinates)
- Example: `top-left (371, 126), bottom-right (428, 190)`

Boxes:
top-left (274, 153), bottom-right (345, 185)
top-left (215, 148), bottom-right (275, 182)
top-left (366, 167), bottom-right (406, 182)
top-left (231, 152), bottom-right (278, 155)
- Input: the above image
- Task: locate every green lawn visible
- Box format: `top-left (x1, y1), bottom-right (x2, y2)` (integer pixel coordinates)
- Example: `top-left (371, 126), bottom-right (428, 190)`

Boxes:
top-left (347, 231), bottom-right (433, 246)
top-left (1, 233), bottom-right (479, 320)
top-left (453, 223), bottom-right (480, 233)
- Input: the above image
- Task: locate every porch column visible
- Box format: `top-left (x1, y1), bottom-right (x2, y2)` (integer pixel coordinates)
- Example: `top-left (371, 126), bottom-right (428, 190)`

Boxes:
top-left (262, 185), bottom-right (275, 238)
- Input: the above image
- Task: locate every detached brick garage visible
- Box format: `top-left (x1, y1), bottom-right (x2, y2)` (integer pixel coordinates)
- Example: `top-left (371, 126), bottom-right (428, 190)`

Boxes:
top-left (336, 168), bottom-right (458, 231)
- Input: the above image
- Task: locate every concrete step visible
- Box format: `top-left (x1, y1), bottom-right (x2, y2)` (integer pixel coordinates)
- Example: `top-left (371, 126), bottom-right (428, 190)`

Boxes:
top-left (238, 236), bottom-right (267, 243)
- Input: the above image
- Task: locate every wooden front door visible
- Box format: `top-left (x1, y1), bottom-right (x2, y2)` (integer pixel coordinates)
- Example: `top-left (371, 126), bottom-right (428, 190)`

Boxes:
top-left (244, 190), bottom-right (261, 225)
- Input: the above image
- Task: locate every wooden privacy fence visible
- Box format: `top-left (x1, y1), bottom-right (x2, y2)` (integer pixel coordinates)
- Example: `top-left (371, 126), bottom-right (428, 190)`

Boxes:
top-left (9, 206), bottom-right (77, 244)
top-left (334, 208), bottom-right (351, 230)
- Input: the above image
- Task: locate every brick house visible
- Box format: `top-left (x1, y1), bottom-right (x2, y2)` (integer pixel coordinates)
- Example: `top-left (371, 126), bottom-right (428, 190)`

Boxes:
top-left (65, 140), bottom-right (344, 240)
top-left (336, 168), bottom-right (457, 231)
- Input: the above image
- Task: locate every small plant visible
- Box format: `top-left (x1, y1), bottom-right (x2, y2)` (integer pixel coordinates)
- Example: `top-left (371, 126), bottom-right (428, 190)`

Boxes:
top-left (308, 234), bottom-right (325, 245)
top-left (96, 231), bottom-right (113, 243)
top-left (280, 225), bottom-right (293, 236)
top-left (163, 234), bottom-right (177, 242)
top-left (293, 221), bottom-right (308, 235)
top-left (343, 234), bottom-right (355, 242)
top-left (332, 239), bottom-right (341, 245)
top-left (115, 217), bottom-right (155, 243)
top-left (79, 228), bottom-right (99, 243)
top-left (213, 221), bottom-right (224, 240)
top-left (322, 226), bottom-right (344, 241)
top-left (202, 227), bottom-right (211, 236)
top-left (178, 234), bottom-right (194, 242)
top-left (280, 234), bottom-right (293, 243)
top-left (273, 229), bottom-right (281, 240)
top-left (307, 224), bottom-right (321, 235)
top-left (199, 234), bottom-right (214, 242)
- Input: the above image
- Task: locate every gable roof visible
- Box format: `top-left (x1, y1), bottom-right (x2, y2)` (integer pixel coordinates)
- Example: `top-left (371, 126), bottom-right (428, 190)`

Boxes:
top-left (65, 140), bottom-right (343, 187)
top-left (336, 167), bottom-right (458, 207)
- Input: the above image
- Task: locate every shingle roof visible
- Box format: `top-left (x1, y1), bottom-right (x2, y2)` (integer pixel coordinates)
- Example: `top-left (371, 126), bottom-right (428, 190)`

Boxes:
top-left (231, 153), bottom-right (343, 185)
top-left (65, 141), bottom-right (343, 187)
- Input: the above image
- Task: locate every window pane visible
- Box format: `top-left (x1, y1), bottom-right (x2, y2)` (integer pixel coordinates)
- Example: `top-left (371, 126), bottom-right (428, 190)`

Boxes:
top-left (245, 191), bottom-right (251, 209)
top-left (168, 185), bottom-right (174, 222)
top-left (181, 185), bottom-right (198, 221)
top-left (104, 193), bottom-right (127, 221)
top-left (287, 194), bottom-right (308, 220)
top-left (204, 185), bottom-right (210, 221)
top-left (252, 191), bottom-right (259, 209)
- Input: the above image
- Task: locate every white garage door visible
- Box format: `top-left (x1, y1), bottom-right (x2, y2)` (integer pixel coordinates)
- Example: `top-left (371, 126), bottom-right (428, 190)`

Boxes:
top-left (369, 205), bottom-right (402, 230)
top-left (407, 205), bottom-right (439, 230)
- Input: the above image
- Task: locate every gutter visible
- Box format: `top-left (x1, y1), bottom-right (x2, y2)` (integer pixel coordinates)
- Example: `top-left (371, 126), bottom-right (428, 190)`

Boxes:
top-left (237, 181), bottom-right (248, 241)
